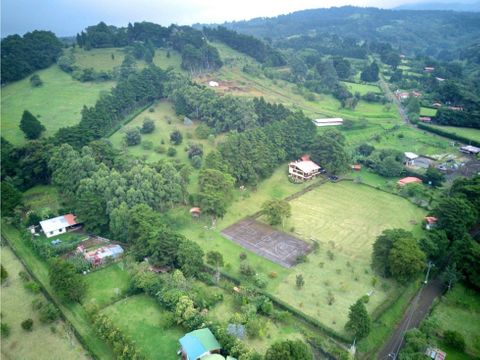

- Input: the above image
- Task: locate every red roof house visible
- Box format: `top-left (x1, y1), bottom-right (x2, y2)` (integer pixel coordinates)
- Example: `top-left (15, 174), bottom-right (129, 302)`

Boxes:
top-left (352, 164), bottom-right (362, 171)
top-left (419, 117), bottom-right (432, 122)
top-left (397, 177), bottom-right (422, 186)
top-left (425, 216), bottom-right (438, 230)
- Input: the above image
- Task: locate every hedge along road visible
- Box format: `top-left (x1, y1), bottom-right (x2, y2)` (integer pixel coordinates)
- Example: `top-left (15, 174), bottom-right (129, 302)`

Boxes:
top-left (377, 278), bottom-right (444, 360)
top-left (1, 222), bottom-right (115, 360)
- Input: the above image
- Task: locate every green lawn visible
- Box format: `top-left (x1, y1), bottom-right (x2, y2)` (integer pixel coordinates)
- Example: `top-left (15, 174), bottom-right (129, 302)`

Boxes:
top-left (1, 65), bottom-right (114, 146)
top-left (83, 263), bottom-right (131, 309)
top-left (427, 125), bottom-right (480, 143)
top-left (341, 81), bottom-right (382, 95)
top-left (1, 222), bottom-right (114, 359)
top-left (23, 185), bottom-right (63, 216)
top-left (73, 47), bottom-right (183, 72)
top-left (270, 181), bottom-right (425, 335)
top-left (428, 285), bottom-right (480, 358)
top-left (1, 245), bottom-right (88, 360)
top-left (101, 295), bottom-right (184, 360)
top-left (420, 107), bottom-right (437, 117)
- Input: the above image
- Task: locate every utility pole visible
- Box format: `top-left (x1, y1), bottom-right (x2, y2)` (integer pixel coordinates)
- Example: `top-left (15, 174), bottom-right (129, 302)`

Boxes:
top-left (424, 261), bottom-right (434, 284)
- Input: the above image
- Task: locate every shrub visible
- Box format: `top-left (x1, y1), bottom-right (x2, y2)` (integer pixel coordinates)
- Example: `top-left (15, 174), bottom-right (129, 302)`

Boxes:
top-left (30, 74), bottom-right (43, 87)
top-left (21, 319), bottom-right (34, 331)
top-left (268, 271), bottom-right (277, 279)
top-left (195, 124), bottom-right (212, 139)
top-left (296, 274), bottom-right (305, 289)
top-left (167, 147), bottom-right (177, 157)
top-left (240, 263), bottom-right (255, 277)
top-left (360, 295), bottom-right (370, 304)
top-left (141, 118), bottom-right (155, 134)
top-left (32, 298), bottom-right (45, 310)
top-left (19, 270), bottom-right (30, 281)
top-left (170, 130), bottom-right (183, 145)
top-left (39, 303), bottom-right (60, 324)
top-left (190, 155), bottom-right (202, 169)
top-left (296, 255), bottom-right (308, 264)
top-left (444, 330), bottom-right (465, 351)
top-left (1, 265), bottom-right (8, 283)
top-left (239, 252), bottom-right (247, 261)
top-left (254, 274), bottom-right (268, 289)
top-left (24, 281), bottom-right (41, 294)
top-left (124, 128), bottom-right (141, 146)
top-left (1, 323), bottom-right (11, 338)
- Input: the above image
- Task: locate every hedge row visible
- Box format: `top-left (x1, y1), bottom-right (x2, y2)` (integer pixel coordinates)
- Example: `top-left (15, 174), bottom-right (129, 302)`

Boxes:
top-left (417, 123), bottom-right (480, 147)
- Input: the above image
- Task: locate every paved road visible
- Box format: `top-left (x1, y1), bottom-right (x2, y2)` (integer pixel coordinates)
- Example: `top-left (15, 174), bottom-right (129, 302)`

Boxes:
top-left (378, 74), bottom-right (410, 125)
top-left (377, 278), bottom-right (445, 360)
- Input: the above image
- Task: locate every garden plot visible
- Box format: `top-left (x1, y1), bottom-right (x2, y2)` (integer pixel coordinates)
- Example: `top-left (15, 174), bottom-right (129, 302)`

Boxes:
top-left (222, 219), bottom-right (311, 268)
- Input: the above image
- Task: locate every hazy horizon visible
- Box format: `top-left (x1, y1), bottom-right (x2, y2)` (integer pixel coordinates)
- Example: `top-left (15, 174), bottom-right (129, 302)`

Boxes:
top-left (2, 0), bottom-right (478, 37)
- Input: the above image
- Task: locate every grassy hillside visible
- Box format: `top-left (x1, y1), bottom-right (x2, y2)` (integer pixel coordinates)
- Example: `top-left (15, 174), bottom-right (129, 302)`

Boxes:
top-left (1, 65), bottom-right (114, 146)
top-left (427, 124), bottom-right (480, 143)
top-left (0, 246), bottom-right (88, 360)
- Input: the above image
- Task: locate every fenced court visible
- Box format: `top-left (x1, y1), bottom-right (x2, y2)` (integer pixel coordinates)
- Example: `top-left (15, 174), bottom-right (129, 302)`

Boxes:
top-left (221, 219), bottom-right (311, 268)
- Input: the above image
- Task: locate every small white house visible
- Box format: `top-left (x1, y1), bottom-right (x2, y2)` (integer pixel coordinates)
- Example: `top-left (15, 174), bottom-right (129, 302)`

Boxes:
top-left (312, 118), bottom-right (343, 127)
top-left (404, 152), bottom-right (419, 166)
top-left (40, 214), bottom-right (79, 238)
top-left (208, 81), bottom-right (219, 87)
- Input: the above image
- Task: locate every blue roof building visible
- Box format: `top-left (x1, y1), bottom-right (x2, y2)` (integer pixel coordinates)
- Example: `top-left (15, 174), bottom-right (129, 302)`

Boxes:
top-left (179, 328), bottom-right (221, 360)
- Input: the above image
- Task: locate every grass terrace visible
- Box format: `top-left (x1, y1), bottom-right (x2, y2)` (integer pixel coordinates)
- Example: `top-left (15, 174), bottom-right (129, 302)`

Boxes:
top-left (426, 125), bottom-right (480, 143)
top-left (341, 81), bottom-right (382, 95)
top-left (420, 107), bottom-right (437, 117)
top-left (1, 65), bottom-right (114, 146)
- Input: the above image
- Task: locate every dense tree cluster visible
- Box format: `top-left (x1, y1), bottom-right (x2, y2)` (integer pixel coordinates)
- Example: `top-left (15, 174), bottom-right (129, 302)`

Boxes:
top-left (55, 64), bottom-right (168, 148)
top-left (204, 26), bottom-right (286, 66)
top-left (19, 111), bottom-right (45, 140)
top-left (311, 129), bottom-right (350, 174)
top-left (345, 298), bottom-right (371, 339)
top-left (1, 31), bottom-right (63, 84)
top-left (49, 259), bottom-right (86, 302)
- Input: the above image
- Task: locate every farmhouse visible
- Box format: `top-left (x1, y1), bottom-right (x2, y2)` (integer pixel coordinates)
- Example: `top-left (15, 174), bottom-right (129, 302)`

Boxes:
top-left (179, 328), bottom-right (222, 360)
top-left (460, 145), bottom-right (480, 155)
top-left (412, 91), bottom-right (422, 97)
top-left (424, 216), bottom-right (438, 230)
top-left (40, 214), bottom-right (80, 238)
top-left (352, 164), bottom-right (362, 171)
top-left (419, 116), bottom-right (432, 122)
top-left (190, 207), bottom-right (201, 218)
top-left (395, 90), bottom-right (410, 100)
top-left (404, 152), bottom-right (419, 166)
top-left (425, 347), bottom-right (446, 360)
top-left (397, 177), bottom-right (422, 186)
top-left (424, 66), bottom-right (435, 72)
top-left (288, 155), bottom-right (321, 181)
top-left (78, 244), bottom-right (124, 267)
top-left (312, 118), bottom-right (343, 127)
top-left (432, 102), bottom-right (442, 108)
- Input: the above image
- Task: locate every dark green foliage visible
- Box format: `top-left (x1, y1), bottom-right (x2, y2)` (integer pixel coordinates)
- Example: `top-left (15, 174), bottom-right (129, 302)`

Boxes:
top-left (167, 147), bottom-right (177, 157)
top-left (345, 298), bottom-right (371, 338)
top-left (388, 237), bottom-right (426, 283)
top-left (39, 303), bottom-right (60, 324)
top-left (332, 56), bottom-right (352, 79)
top-left (424, 166), bottom-right (445, 187)
top-left (124, 128), bottom-right (141, 146)
top-left (21, 319), bottom-right (34, 331)
top-left (206, 251), bottom-right (224, 268)
top-left (26, 212), bottom-right (42, 227)
top-left (1, 31), bottom-right (63, 84)
top-left (265, 340), bottom-right (312, 360)
top-left (356, 143), bottom-right (375, 157)
top-left (366, 149), bottom-right (404, 177)
top-left (417, 123), bottom-right (480, 147)
top-left (187, 143), bottom-right (203, 159)
top-left (434, 108), bottom-right (480, 129)
top-left (195, 124), bottom-right (212, 139)
top-left (176, 239), bottom-right (205, 278)
top-left (262, 199), bottom-right (291, 226)
top-left (197, 168), bottom-right (235, 218)
top-left (19, 110), bottom-right (45, 140)
top-left (141, 118), bottom-right (155, 134)
top-left (1, 181), bottom-right (23, 217)
top-left (240, 263), bottom-right (256, 277)
top-left (398, 329), bottom-right (428, 359)
top-left (443, 330), bottom-right (466, 351)
top-left (49, 259), bottom-right (86, 302)
top-left (434, 197), bottom-right (477, 239)
top-left (204, 26), bottom-right (286, 66)
top-left (295, 274), bottom-right (305, 289)
top-left (1, 323), bottom-right (11, 338)
top-left (419, 230), bottom-right (449, 263)
top-left (372, 229), bottom-right (413, 277)
top-left (24, 281), bottom-right (41, 294)
top-left (360, 62), bottom-right (379, 82)
top-left (1, 265), bottom-right (8, 283)
top-left (29, 74), bottom-right (43, 87)
top-left (311, 129), bottom-right (350, 174)
top-left (170, 130), bottom-right (183, 145)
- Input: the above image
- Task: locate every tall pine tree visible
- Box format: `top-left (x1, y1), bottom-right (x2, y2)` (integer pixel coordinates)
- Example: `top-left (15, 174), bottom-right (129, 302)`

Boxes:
top-left (19, 110), bottom-right (45, 139)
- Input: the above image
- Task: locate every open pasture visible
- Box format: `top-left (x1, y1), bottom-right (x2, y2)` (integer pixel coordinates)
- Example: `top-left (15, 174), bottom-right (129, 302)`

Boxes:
top-left (341, 81), bottom-right (382, 95)
top-left (269, 181), bottom-right (425, 334)
top-left (420, 107), bottom-right (437, 117)
top-left (222, 219), bottom-right (311, 268)
top-left (427, 124), bottom-right (480, 143)
top-left (0, 246), bottom-right (88, 360)
top-left (101, 295), bottom-right (183, 360)
top-left (1, 65), bottom-right (114, 146)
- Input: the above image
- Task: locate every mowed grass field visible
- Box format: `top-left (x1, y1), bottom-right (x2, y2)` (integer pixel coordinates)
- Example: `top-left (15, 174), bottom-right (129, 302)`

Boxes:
top-left (420, 107), bottom-right (437, 117)
top-left (428, 285), bottom-right (480, 358)
top-left (0, 246), bottom-right (88, 360)
top-left (341, 81), bottom-right (382, 95)
top-left (1, 65), bottom-right (114, 146)
top-left (427, 124), bottom-right (480, 143)
top-left (73, 47), bottom-right (183, 72)
top-left (101, 295), bottom-right (184, 360)
top-left (270, 181), bottom-right (425, 334)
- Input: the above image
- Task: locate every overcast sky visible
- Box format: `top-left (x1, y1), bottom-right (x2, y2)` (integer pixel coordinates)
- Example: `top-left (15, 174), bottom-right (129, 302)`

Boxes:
top-left (0, 0), bottom-right (472, 37)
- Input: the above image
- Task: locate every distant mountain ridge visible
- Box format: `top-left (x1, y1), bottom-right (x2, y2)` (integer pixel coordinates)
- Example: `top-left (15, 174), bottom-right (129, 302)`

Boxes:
top-left (394, 1), bottom-right (480, 12)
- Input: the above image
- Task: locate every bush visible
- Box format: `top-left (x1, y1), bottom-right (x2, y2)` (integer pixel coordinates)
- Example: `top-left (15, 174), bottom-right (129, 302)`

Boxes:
top-left (170, 130), bottom-right (183, 145)
top-left (21, 319), bottom-right (34, 331)
top-left (195, 124), bottom-right (212, 139)
top-left (444, 330), bottom-right (465, 351)
top-left (190, 155), bottom-right (202, 169)
top-left (240, 263), bottom-right (256, 277)
top-left (39, 303), bottom-right (60, 324)
top-left (124, 128), bottom-right (141, 146)
top-left (141, 118), bottom-right (155, 134)
top-left (1, 323), bottom-right (11, 338)
top-left (239, 252), bottom-right (247, 261)
top-left (19, 270), bottom-right (30, 281)
top-left (1, 265), bottom-right (8, 283)
top-left (167, 147), bottom-right (177, 157)
top-left (24, 281), bottom-right (41, 294)
top-left (30, 74), bottom-right (43, 87)
top-left (254, 274), bottom-right (268, 289)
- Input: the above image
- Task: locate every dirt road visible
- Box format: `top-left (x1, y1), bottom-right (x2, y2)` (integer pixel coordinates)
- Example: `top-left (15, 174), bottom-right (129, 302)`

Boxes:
top-left (377, 278), bottom-right (444, 360)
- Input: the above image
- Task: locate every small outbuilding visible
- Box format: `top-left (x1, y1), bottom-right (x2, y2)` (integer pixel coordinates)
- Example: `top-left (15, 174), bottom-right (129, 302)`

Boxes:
top-left (425, 347), bottom-right (446, 360)
top-left (79, 244), bottom-right (124, 267)
top-left (190, 207), bottom-right (202, 218)
top-left (208, 81), bottom-right (219, 87)
top-left (179, 328), bottom-right (221, 360)
top-left (404, 152), bottom-right (419, 166)
top-left (419, 116), bottom-right (432, 122)
top-left (352, 164), bottom-right (362, 171)
top-left (312, 118), bottom-right (343, 127)
top-left (397, 177), bottom-right (422, 186)
top-left (460, 145), bottom-right (480, 155)
top-left (40, 214), bottom-right (80, 238)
